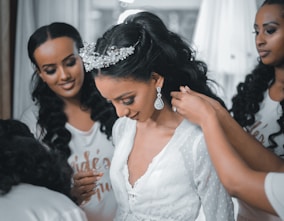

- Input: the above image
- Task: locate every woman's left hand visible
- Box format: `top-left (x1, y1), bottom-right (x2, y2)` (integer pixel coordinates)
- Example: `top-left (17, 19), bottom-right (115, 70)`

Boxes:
top-left (71, 169), bottom-right (103, 205)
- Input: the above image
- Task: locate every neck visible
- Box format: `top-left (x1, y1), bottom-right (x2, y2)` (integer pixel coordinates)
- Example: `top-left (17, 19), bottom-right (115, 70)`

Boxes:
top-left (270, 68), bottom-right (284, 101)
top-left (141, 105), bottom-right (183, 130)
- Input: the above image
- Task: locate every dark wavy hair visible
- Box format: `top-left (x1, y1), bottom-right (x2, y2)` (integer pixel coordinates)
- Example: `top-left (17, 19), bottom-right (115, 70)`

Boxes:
top-left (230, 0), bottom-right (284, 154)
top-left (231, 45), bottom-right (284, 154)
top-left (27, 22), bottom-right (117, 159)
top-left (92, 11), bottom-right (226, 109)
top-left (231, 62), bottom-right (284, 153)
top-left (0, 119), bottom-right (74, 200)
top-left (261, 0), bottom-right (284, 7)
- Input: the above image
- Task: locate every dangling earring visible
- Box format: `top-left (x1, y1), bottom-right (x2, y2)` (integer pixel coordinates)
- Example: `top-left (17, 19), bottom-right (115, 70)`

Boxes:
top-left (154, 87), bottom-right (164, 110)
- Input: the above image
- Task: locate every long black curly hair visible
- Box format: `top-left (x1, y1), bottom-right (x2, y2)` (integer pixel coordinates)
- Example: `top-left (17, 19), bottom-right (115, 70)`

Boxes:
top-left (230, 65), bottom-right (284, 153)
top-left (230, 62), bottom-right (274, 125)
top-left (230, 0), bottom-right (284, 154)
top-left (0, 119), bottom-right (75, 201)
top-left (27, 22), bottom-right (117, 159)
top-left (93, 11), bottom-right (226, 109)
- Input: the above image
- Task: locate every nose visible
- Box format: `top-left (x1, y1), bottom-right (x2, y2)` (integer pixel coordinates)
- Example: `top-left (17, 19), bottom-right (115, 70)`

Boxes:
top-left (255, 31), bottom-right (265, 47)
top-left (59, 66), bottom-right (71, 80)
top-left (113, 103), bottom-right (129, 118)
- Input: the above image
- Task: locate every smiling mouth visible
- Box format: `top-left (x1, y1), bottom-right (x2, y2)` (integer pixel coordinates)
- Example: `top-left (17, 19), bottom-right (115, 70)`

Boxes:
top-left (59, 80), bottom-right (75, 90)
top-left (129, 112), bottom-right (138, 120)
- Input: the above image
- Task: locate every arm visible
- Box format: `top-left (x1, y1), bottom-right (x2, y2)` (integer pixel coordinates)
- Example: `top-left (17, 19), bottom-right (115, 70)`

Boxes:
top-left (199, 105), bottom-right (275, 214)
top-left (211, 97), bottom-right (284, 173)
top-left (171, 86), bottom-right (284, 173)
top-left (171, 87), bottom-right (281, 215)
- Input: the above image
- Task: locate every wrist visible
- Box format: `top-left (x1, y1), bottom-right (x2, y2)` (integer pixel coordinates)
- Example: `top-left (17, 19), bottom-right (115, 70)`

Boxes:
top-left (200, 107), bottom-right (218, 130)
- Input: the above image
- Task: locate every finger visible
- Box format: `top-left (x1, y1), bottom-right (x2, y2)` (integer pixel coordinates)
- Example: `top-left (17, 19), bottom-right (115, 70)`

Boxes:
top-left (78, 183), bottom-right (97, 194)
top-left (80, 195), bottom-right (93, 206)
top-left (74, 175), bottom-right (101, 187)
top-left (179, 86), bottom-right (187, 93)
top-left (183, 87), bottom-right (210, 103)
top-left (78, 190), bottom-right (96, 205)
top-left (73, 170), bottom-right (96, 179)
top-left (184, 87), bottom-right (207, 99)
top-left (171, 96), bottom-right (179, 108)
top-left (71, 186), bottom-right (95, 204)
top-left (184, 85), bottom-right (191, 92)
top-left (72, 183), bottom-right (96, 202)
top-left (170, 91), bottom-right (181, 99)
top-left (73, 170), bottom-right (104, 184)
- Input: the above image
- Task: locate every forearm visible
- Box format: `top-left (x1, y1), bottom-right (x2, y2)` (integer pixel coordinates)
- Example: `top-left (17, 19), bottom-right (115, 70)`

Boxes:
top-left (216, 105), bottom-right (284, 172)
top-left (200, 112), bottom-right (276, 215)
top-left (200, 110), bottom-right (250, 189)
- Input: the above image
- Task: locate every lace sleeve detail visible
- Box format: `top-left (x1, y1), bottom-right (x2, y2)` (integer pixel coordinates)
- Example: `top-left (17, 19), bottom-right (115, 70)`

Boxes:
top-left (180, 127), bottom-right (235, 221)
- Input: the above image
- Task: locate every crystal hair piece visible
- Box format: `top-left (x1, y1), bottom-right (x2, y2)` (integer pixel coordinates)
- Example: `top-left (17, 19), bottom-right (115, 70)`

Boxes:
top-left (79, 41), bottom-right (138, 72)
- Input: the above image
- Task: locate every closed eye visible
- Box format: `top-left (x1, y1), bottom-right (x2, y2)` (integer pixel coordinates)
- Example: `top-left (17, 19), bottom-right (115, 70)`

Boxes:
top-left (121, 97), bottom-right (134, 105)
top-left (265, 28), bottom-right (276, 35)
top-left (65, 57), bottom-right (76, 67)
top-left (43, 67), bottom-right (56, 75)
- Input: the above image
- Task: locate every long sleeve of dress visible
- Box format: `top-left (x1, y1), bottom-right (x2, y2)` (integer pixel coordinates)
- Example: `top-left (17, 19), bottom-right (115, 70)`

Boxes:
top-left (180, 127), bottom-right (235, 221)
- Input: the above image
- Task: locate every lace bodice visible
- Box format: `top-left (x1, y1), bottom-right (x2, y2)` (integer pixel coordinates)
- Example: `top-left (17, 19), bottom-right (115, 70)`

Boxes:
top-left (110, 117), bottom-right (234, 221)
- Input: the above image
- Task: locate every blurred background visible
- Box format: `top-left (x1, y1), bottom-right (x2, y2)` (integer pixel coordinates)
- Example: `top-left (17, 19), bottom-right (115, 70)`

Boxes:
top-left (0, 0), bottom-right (264, 119)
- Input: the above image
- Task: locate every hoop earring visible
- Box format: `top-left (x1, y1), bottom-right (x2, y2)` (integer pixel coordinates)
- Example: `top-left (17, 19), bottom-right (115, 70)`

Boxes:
top-left (154, 87), bottom-right (164, 110)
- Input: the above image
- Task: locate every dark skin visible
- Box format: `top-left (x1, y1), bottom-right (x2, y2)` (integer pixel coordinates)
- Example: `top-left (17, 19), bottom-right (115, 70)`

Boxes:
top-left (254, 4), bottom-right (284, 102)
top-left (94, 73), bottom-right (183, 187)
top-left (72, 170), bottom-right (103, 204)
top-left (171, 86), bottom-right (284, 216)
top-left (34, 37), bottom-right (103, 204)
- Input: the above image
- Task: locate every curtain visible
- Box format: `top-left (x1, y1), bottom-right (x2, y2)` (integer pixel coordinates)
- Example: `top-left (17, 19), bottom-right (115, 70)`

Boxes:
top-left (13, 0), bottom-right (80, 118)
top-left (0, 0), bottom-right (12, 119)
top-left (192, 0), bottom-right (258, 107)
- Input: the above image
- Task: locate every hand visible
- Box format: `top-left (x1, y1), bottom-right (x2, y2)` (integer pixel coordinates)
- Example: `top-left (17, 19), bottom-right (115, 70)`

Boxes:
top-left (171, 86), bottom-right (218, 126)
top-left (71, 169), bottom-right (103, 205)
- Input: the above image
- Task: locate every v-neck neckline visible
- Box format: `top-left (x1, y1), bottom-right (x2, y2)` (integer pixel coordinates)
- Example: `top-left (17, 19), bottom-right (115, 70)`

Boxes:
top-left (125, 119), bottom-right (186, 190)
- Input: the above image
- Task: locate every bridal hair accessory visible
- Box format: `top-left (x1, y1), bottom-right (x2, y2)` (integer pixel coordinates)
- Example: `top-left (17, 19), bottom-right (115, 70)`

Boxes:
top-left (154, 87), bottom-right (164, 110)
top-left (79, 41), bottom-right (137, 72)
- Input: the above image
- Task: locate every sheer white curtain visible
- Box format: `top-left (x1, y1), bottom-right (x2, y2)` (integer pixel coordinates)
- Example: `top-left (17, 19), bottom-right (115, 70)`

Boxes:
top-left (192, 0), bottom-right (258, 107)
top-left (13, 0), bottom-right (81, 118)
top-left (192, 1), bottom-right (258, 219)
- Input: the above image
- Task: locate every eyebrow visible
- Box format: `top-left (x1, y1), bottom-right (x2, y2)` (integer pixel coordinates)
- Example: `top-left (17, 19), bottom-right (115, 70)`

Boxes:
top-left (254, 21), bottom-right (280, 28)
top-left (41, 54), bottom-right (75, 69)
top-left (113, 92), bottom-right (134, 101)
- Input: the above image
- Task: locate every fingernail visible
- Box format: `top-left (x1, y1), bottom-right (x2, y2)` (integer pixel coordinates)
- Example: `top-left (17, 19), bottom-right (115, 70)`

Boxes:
top-left (180, 87), bottom-right (186, 93)
top-left (96, 174), bottom-right (103, 180)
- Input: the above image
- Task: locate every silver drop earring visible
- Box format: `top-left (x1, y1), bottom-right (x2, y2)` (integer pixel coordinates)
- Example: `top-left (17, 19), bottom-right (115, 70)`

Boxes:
top-left (154, 87), bottom-right (164, 110)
